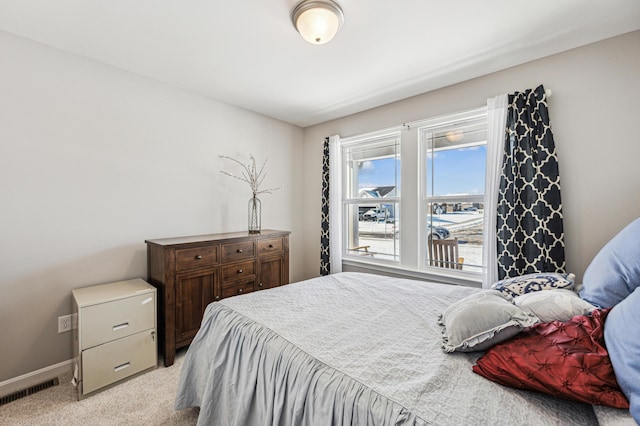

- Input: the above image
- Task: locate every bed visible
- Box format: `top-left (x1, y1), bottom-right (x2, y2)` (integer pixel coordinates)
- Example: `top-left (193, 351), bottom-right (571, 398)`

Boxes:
top-left (174, 271), bottom-right (632, 425)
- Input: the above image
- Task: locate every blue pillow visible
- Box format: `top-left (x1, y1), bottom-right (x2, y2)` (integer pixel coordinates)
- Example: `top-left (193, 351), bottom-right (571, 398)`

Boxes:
top-left (579, 218), bottom-right (640, 308)
top-left (604, 287), bottom-right (640, 424)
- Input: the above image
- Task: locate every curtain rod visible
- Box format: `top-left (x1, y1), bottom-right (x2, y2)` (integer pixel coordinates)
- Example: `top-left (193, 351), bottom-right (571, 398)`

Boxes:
top-left (342, 88), bottom-right (552, 139)
top-left (402, 88), bottom-right (552, 131)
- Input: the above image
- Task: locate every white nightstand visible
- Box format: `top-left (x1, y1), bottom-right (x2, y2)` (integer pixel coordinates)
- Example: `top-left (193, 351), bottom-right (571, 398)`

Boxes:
top-left (72, 278), bottom-right (157, 399)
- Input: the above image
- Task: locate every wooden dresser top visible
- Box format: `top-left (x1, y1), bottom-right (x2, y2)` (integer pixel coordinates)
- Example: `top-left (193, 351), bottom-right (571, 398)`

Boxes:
top-left (145, 229), bottom-right (290, 247)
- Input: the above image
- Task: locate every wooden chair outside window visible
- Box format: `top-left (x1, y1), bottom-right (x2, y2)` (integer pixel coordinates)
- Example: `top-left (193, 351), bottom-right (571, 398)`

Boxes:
top-left (428, 238), bottom-right (464, 270)
top-left (350, 245), bottom-right (374, 256)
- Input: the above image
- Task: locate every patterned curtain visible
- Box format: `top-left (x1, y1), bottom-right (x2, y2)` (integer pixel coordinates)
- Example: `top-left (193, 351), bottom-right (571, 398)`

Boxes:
top-left (496, 85), bottom-right (565, 279)
top-left (320, 137), bottom-right (331, 275)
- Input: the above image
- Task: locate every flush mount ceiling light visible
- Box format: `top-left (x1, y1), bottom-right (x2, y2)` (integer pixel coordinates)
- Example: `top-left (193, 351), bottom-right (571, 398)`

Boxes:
top-left (291, 0), bottom-right (344, 45)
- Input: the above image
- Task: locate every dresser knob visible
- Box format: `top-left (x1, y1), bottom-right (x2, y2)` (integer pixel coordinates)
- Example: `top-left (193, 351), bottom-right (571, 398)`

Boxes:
top-left (215, 295), bottom-right (220, 301)
top-left (238, 288), bottom-right (243, 294)
top-left (237, 269), bottom-right (243, 274)
top-left (268, 244), bottom-right (274, 248)
top-left (237, 249), bottom-right (243, 253)
top-left (258, 282), bottom-right (263, 287)
top-left (195, 255), bottom-right (202, 260)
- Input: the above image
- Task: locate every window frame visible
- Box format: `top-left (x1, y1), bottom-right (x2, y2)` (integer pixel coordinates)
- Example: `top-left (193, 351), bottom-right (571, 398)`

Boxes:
top-left (418, 108), bottom-right (487, 276)
top-left (341, 131), bottom-right (402, 264)
top-left (338, 107), bottom-right (487, 285)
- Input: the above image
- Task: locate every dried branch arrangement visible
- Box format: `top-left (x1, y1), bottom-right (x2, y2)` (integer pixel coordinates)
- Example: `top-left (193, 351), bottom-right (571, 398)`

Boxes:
top-left (220, 154), bottom-right (281, 196)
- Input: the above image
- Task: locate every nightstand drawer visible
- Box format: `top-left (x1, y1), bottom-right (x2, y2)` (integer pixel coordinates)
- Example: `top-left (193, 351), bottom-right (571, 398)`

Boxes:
top-left (81, 293), bottom-right (155, 350)
top-left (258, 237), bottom-right (283, 256)
top-left (221, 241), bottom-right (255, 263)
top-left (176, 246), bottom-right (219, 271)
top-left (82, 330), bottom-right (156, 395)
top-left (221, 280), bottom-right (255, 298)
top-left (221, 260), bottom-right (255, 282)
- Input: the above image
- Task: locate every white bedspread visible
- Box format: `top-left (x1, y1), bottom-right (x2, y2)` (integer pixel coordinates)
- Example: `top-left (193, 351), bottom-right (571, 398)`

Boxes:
top-left (175, 272), bottom-right (597, 425)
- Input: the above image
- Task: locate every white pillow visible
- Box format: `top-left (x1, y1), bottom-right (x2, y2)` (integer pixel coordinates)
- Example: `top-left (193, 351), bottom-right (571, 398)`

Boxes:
top-left (439, 290), bottom-right (539, 353)
top-left (514, 289), bottom-right (597, 322)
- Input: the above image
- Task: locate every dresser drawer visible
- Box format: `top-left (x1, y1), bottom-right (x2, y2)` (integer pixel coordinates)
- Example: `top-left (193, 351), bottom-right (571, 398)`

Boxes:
top-left (81, 293), bottom-right (155, 350)
top-left (257, 237), bottom-right (284, 256)
top-left (221, 241), bottom-right (255, 263)
top-left (221, 280), bottom-right (255, 298)
top-left (82, 330), bottom-right (156, 395)
top-left (221, 260), bottom-right (255, 282)
top-left (176, 245), bottom-right (219, 271)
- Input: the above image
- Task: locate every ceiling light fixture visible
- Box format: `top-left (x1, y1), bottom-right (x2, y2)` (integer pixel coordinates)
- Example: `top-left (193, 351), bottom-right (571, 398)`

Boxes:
top-left (291, 0), bottom-right (344, 45)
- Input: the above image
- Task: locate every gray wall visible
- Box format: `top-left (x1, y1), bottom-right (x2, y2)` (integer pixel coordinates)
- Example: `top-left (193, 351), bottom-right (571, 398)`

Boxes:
top-left (301, 31), bottom-right (640, 283)
top-left (0, 31), bottom-right (305, 382)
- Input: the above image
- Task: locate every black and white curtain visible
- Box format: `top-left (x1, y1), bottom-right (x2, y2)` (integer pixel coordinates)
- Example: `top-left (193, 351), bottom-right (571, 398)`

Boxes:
top-left (320, 135), bottom-right (342, 276)
top-left (320, 137), bottom-right (331, 275)
top-left (496, 84), bottom-right (565, 279)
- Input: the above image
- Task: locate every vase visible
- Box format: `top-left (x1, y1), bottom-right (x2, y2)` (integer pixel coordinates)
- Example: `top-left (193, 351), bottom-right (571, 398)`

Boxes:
top-left (248, 195), bottom-right (261, 234)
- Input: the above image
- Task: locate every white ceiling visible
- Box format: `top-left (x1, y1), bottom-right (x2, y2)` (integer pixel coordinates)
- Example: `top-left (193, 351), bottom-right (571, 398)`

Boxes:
top-left (1, 0), bottom-right (639, 127)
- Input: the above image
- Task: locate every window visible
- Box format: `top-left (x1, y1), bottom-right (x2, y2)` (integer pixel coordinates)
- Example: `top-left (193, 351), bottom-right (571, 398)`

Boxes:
top-left (342, 134), bottom-right (400, 262)
top-left (340, 107), bottom-right (486, 282)
top-left (420, 113), bottom-right (487, 274)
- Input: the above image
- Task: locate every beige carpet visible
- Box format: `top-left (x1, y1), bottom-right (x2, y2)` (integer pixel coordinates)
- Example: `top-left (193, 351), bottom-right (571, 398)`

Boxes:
top-left (0, 349), bottom-right (199, 425)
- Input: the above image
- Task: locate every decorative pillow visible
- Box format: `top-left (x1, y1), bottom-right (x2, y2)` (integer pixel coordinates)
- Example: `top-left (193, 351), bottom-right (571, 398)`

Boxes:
top-left (438, 290), bottom-right (539, 353)
top-left (514, 289), bottom-right (597, 322)
top-left (491, 272), bottom-right (575, 298)
top-left (579, 217), bottom-right (640, 308)
top-left (473, 309), bottom-right (629, 409)
top-left (604, 287), bottom-right (640, 424)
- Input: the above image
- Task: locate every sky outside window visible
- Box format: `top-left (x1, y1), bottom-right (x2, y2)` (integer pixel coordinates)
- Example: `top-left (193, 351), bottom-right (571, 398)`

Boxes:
top-left (427, 145), bottom-right (486, 196)
top-left (357, 157), bottom-right (400, 190)
top-left (357, 147), bottom-right (485, 196)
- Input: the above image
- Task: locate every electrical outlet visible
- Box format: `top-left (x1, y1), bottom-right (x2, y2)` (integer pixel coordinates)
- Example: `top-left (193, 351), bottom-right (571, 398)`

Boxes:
top-left (58, 314), bottom-right (74, 333)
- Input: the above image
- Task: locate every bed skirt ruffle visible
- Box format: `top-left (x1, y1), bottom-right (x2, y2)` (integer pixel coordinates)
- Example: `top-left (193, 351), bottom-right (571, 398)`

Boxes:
top-left (175, 303), bottom-right (427, 426)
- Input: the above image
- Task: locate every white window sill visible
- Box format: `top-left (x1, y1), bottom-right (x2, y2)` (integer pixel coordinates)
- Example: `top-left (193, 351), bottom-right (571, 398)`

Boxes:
top-left (341, 258), bottom-right (482, 288)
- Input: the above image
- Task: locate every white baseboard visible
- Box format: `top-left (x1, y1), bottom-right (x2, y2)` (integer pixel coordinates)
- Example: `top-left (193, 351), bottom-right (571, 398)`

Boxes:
top-left (0, 359), bottom-right (74, 398)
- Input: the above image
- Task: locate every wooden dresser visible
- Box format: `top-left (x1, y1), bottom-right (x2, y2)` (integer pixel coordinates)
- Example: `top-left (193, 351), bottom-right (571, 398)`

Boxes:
top-left (145, 230), bottom-right (290, 366)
